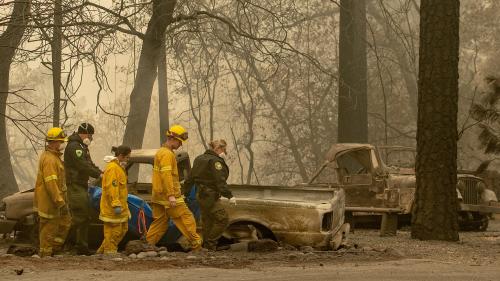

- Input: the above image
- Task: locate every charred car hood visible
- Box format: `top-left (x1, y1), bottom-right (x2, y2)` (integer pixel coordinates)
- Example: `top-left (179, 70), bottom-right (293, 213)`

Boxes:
top-left (386, 166), bottom-right (415, 175)
top-left (387, 173), bottom-right (416, 189)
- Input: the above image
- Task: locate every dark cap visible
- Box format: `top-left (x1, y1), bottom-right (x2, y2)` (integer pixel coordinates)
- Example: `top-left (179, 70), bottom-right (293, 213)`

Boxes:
top-left (77, 123), bottom-right (95, 134)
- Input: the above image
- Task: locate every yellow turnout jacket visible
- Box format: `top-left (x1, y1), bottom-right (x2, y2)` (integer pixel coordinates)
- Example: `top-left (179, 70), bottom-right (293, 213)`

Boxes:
top-left (34, 149), bottom-right (67, 219)
top-left (99, 159), bottom-right (130, 223)
top-left (151, 147), bottom-right (183, 206)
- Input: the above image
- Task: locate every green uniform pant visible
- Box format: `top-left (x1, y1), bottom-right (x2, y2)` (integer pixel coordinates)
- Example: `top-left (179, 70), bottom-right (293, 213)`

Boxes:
top-left (68, 183), bottom-right (90, 251)
top-left (197, 188), bottom-right (229, 250)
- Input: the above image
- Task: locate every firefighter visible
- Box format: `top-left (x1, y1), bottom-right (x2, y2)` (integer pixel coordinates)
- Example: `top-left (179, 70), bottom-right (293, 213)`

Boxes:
top-left (146, 125), bottom-right (202, 250)
top-left (34, 127), bottom-right (72, 257)
top-left (184, 139), bottom-right (236, 251)
top-left (64, 122), bottom-right (102, 255)
top-left (96, 145), bottom-right (131, 255)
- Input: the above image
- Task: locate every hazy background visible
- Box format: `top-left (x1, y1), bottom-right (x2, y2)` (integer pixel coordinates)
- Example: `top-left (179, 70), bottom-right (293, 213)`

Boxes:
top-left (3, 0), bottom-right (500, 191)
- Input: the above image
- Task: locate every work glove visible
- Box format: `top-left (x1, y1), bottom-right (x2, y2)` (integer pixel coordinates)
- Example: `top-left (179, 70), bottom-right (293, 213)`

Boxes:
top-left (229, 197), bottom-right (237, 206)
top-left (113, 206), bottom-right (122, 215)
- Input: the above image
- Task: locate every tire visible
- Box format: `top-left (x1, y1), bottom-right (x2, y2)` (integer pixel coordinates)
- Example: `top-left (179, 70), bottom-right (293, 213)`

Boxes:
top-left (224, 222), bottom-right (275, 242)
top-left (477, 214), bottom-right (489, 231)
top-left (15, 214), bottom-right (39, 247)
top-left (459, 212), bottom-right (489, 231)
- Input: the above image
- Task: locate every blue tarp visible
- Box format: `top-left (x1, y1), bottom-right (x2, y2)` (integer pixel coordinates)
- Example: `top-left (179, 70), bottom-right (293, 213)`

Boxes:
top-left (88, 185), bottom-right (200, 244)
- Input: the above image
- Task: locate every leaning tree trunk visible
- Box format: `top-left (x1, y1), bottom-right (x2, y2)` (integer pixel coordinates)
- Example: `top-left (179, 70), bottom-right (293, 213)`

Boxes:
top-left (123, 0), bottom-right (176, 149)
top-left (411, 0), bottom-right (460, 241)
top-left (158, 36), bottom-right (169, 145)
top-left (0, 0), bottom-right (30, 199)
top-left (337, 0), bottom-right (368, 143)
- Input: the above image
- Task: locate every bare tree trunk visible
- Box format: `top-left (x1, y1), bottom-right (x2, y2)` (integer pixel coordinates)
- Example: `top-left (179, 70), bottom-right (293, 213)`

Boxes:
top-left (368, 2), bottom-right (418, 121)
top-left (229, 126), bottom-right (244, 184)
top-left (158, 37), bottom-right (169, 144)
top-left (177, 53), bottom-right (209, 150)
top-left (241, 79), bottom-right (257, 185)
top-left (226, 56), bottom-right (258, 184)
top-left (247, 58), bottom-right (309, 182)
top-left (337, 0), bottom-right (368, 143)
top-left (176, 36), bottom-right (219, 150)
top-left (396, 48), bottom-right (418, 120)
top-left (51, 0), bottom-right (62, 126)
top-left (123, 0), bottom-right (176, 149)
top-left (198, 35), bottom-right (217, 142)
top-left (411, 0), bottom-right (460, 241)
top-left (0, 0), bottom-right (30, 199)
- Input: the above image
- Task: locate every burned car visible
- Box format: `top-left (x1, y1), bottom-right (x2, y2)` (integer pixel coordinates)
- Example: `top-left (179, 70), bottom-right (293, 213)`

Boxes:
top-left (309, 144), bottom-right (500, 231)
top-left (0, 189), bottom-right (34, 239)
top-left (1, 150), bottom-right (349, 251)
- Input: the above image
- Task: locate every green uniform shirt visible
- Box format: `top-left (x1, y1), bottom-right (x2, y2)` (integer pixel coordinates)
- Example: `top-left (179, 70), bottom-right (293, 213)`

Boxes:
top-left (64, 133), bottom-right (101, 186)
top-left (185, 150), bottom-right (233, 199)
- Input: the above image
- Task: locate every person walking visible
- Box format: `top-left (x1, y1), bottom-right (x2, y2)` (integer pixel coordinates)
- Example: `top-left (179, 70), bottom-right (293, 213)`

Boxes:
top-left (184, 139), bottom-right (236, 251)
top-left (64, 122), bottom-right (102, 255)
top-left (34, 127), bottom-right (72, 257)
top-left (146, 125), bottom-right (202, 251)
top-left (96, 145), bottom-right (131, 255)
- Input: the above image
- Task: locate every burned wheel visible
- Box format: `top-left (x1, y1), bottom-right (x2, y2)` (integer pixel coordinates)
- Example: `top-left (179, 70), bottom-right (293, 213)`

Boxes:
top-left (222, 223), bottom-right (279, 252)
top-left (224, 223), bottom-right (263, 241)
top-left (459, 212), bottom-right (489, 231)
top-left (223, 222), bottom-right (275, 243)
top-left (477, 214), bottom-right (489, 232)
top-left (15, 214), bottom-right (39, 246)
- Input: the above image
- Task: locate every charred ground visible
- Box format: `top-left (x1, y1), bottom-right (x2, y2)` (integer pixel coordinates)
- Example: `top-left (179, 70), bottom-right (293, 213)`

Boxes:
top-left (1, 216), bottom-right (499, 278)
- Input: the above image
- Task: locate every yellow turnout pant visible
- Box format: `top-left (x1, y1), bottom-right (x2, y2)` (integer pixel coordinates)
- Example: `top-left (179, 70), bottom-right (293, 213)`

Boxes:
top-left (97, 222), bottom-right (128, 254)
top-left (39, 214), bottom-right (71, 257)
top-left (146, 203), bottom-right (202, 249)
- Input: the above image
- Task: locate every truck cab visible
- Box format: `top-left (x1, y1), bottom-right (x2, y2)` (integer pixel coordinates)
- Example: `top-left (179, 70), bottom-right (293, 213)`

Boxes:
top-left (309, 143), bottom-right (500, 231)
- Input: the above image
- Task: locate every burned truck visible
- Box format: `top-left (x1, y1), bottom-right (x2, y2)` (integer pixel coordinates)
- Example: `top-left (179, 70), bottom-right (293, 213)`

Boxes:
top-left (1, 149), bottom-right (349, 251)
top-left (308, 144), bottom-right (500, 232)
top-left (128, 149), bottom-right (349, 250)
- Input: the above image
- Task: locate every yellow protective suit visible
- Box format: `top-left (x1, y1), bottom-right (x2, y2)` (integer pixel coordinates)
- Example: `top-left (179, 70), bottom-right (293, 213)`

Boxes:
top-left (39, 215), bottom-right (71, 257)
top-left (146, 147), bottom-right (202, 249)
top-left (97, 159), bottom-right (130, 254)
top-left (96, 222), bottom-right (128, 254)
top-left (151, 147), bottom-right (182, 203)
top-left (34, 149), bottom-right (71, 257)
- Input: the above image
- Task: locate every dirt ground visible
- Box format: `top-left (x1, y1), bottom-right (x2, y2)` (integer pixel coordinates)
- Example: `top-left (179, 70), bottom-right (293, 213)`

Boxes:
top-left (1, 216), bottom-right (499, 280)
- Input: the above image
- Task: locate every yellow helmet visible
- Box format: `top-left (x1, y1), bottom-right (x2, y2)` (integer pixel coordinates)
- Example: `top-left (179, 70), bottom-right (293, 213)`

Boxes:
top-left (166, 125), bottom-right (188, 142)
top-left (46, 127), bottom-right (67, 142)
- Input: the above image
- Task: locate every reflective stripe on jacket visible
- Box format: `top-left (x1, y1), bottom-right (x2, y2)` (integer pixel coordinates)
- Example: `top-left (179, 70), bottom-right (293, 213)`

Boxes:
top-left (99, 160), bottom-right (130, 223)
top-left (151, 147), bottom-right (182, 206)
top-left (34, 150), bottom-right (67, 219)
